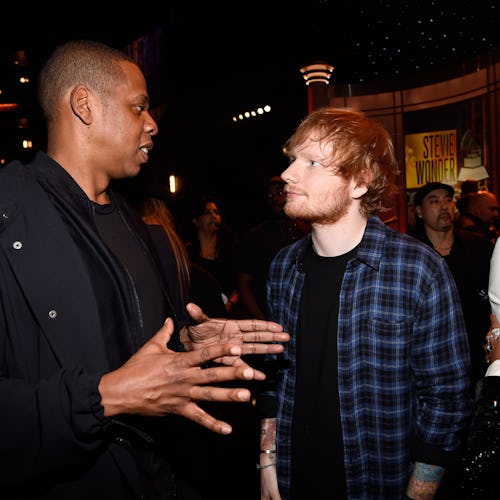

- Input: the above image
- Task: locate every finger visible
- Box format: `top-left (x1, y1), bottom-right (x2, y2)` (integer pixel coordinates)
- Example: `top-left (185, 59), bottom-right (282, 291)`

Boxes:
top-left (236, 318), bottom-right (284, 333)
top-left (239, 343), bottom-right (286, 356)
top-left (241, 331), bottom-right (290, 343)
top-left (184, 404), bottom-right (234, 435)
top-left (209, 357), bottom-right (267, 379)
top-left (192, 363), bottom-right (265, 384)
top-left (138, 318), bottom-right (174, 354)
top-left (189, 383), bottom-right (253, 403)
top-left (186, 302), bottom-right (209, 323)
top-left (183, 341), bottom-right (245, 367)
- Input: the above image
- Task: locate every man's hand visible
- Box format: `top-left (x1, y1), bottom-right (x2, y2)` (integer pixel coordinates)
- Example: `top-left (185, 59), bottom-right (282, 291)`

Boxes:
top-left (183, 302), bottom-right (290, 367)
top-left (99, 318), bottom-right (270, 434)
top-left (485, 313), bottom-right (500, 363)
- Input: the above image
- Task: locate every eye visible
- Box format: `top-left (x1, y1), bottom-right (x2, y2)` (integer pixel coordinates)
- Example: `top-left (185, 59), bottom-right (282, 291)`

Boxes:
top-left (311, 160), bottom-right (322, 167)
top-left (135, 105), bottom-right (147, 112)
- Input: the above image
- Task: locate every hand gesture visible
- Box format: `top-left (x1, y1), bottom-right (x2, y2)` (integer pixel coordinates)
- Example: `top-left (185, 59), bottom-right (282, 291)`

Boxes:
top-left (183, 302), bottom-right (289, 367)
top-left (99, 318), bottom-right (269, 434)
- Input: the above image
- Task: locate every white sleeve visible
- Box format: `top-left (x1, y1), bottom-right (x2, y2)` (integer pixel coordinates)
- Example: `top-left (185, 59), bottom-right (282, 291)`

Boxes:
top-left (489, 240), bottom-right (500, 319)
top-left (486, 359), bottom-right (500, 377)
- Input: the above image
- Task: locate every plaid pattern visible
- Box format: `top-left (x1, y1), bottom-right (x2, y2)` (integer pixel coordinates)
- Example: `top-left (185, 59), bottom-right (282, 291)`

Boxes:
top-left (267, 215), bottom-right (472, 499)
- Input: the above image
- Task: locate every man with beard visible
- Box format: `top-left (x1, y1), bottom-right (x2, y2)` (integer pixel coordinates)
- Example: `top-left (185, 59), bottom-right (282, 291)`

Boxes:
top-left (257, 109), bottom-right (471, 499)
top-left (410, 182), bottom-right (492, 390)
top-left (409, 183), bottom-right (494, 498)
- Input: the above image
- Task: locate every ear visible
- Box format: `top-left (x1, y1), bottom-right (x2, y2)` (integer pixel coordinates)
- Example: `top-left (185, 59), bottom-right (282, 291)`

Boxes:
top-left (415, 207), bottom-right (423, 218)
top-left (350, 169), bottom-right (372, 200)
top-left (70, 85), bottom-right (92, 125)
top-left (350, 175), bottom-right (369, 200)
top-left (351, 183), bottom-right (369, 199)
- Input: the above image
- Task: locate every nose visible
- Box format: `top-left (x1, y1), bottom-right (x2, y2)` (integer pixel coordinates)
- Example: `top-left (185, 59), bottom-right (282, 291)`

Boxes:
top-left (281, 164), bottom-right (294, 184)
top-left (145, 111), bottom-right (158, 136)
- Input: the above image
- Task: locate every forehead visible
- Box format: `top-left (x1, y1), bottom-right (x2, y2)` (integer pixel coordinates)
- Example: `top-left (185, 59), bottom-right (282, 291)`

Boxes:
top-left (484, 194), bottom-right (499, 206)
top-left (426, 188), bottom-right (451, 198)
top-left (423, 189), bottom-right (452, 203)
top-left (292, 133), bottom-right (332, 156)
top-left (117, 61), bottom-right (149, 95)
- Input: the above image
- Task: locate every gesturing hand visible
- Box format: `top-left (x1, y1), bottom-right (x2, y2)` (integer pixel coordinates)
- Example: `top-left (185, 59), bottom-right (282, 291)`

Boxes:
top-left (183, 302), bottom-right (290, 367)
top-left (98, 318), bottom-right (269, 434)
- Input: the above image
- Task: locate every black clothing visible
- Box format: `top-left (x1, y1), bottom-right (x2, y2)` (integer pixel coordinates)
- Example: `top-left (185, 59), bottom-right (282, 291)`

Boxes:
top-left (0, 152), bottom-right (182, 499)
top-left (461, 213), bottom-right (498, 245)
top-left (409, 225), bottom-right (492, 388)
top-left (186, 227), bottom-right (239, 305)
top-left (147, 224), bottom-right (191, 324)
top-left (462, 375), bottom-right (500, 498)
top-left (236, 217), bottom-right (308, 317)
top-left (291, 243), bottom-right (356, 499)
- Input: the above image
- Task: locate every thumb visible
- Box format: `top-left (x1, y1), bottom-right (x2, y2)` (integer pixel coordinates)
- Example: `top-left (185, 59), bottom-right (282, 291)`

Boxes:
top-left (147, 317), bottom-right (174, 352)
top-left (186, 302), bottom-right (209, 323)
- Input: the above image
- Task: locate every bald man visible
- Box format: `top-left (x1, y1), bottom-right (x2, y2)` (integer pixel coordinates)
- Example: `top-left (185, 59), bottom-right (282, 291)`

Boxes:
top-left (459, 190), bottom-right (500, 244)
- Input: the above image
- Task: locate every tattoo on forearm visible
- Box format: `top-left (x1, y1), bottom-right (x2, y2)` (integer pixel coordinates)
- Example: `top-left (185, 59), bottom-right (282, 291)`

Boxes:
top-left (407, 462), bottom-right (445, 499)
top-left (260, 418), bottom-right (276, 451)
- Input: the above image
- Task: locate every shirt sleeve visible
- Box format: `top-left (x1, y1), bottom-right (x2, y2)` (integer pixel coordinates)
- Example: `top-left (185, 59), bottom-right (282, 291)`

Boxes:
top-left (486, 359), bottom-right (500, 377)
top-left (489, 240), bottom-right (500, 319)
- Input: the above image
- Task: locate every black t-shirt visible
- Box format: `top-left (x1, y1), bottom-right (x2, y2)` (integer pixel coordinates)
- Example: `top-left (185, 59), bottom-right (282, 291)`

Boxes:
top-left (291, 243), bottom-right (357, 499)
top-left (94, 201), bottom-right (168, 365)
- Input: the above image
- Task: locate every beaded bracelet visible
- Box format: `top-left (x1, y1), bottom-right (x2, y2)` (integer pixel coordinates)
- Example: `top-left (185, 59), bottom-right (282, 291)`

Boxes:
top-left (256, 463), bottom-right (276, 470)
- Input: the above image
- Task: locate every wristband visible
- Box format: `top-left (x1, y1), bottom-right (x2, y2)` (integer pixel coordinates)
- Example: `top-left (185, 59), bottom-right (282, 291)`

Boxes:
top-left (256, 463), bottom-right (276, 470)
top-left (260, 449), bottom-right (276, 454)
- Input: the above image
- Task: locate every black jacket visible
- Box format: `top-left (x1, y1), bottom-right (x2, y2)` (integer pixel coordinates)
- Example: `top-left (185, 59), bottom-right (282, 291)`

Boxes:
top-left (0, 152), bottom-right (180, 499)
top-left (462, 375), bottom-right (500, 498)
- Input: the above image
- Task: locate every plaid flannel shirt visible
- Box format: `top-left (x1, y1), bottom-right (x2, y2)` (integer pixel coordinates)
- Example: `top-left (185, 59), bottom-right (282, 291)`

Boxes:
top-left (266, 215), bottom-right (472, 499)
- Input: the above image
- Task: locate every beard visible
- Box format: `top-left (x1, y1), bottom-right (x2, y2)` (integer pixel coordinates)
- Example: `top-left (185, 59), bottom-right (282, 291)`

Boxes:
top-left (437, 213), bottom-right (453, 231)
top-left (284, 185), bottom-right (351, 225)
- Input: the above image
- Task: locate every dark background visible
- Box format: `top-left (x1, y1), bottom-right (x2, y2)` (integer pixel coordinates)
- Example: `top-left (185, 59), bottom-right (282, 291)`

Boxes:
top-left (1, 1), bottom-right (498, 230)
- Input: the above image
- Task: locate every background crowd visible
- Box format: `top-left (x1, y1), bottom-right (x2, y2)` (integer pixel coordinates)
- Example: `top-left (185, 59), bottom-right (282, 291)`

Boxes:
top-left (3, 37), bottom-right (500, 500)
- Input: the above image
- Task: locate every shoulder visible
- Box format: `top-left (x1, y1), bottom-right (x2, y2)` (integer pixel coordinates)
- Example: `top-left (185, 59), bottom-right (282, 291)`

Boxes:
top-left (0, 160), bottom-right (29, 191)
top-left (456, 227), bottom-right (490, 243)
top-left (270, 235), bottom-right (309, 270)
top-left (0, 159), bottom-right (46, 219)
top-left (455, 227), bottom-right (493, 255)
top-left (362, 216), bottom-right (442, 266)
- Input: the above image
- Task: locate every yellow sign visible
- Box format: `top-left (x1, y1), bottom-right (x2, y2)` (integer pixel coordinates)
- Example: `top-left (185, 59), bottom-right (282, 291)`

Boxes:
top-left (405, 130), bottom-right (457, 189)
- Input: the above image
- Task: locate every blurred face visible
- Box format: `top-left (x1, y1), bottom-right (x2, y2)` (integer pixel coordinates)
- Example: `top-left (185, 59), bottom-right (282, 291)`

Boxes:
top-left (477, 193), bottom-right (500, 226)
top-left (91, 61), bottom-right (158, 180)
top-left (193, 202), bottom-right (222, 233)
top-left (267, 182), bottom-right (286, 216)
top-left (416, 189), bottom-right (455, 232)
top-left (281, 135), bottom-right (366, 224)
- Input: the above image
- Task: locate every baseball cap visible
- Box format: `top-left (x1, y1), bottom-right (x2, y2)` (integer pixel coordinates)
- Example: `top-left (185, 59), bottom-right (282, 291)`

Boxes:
top-left (414, 182), bottom-right (455, 206)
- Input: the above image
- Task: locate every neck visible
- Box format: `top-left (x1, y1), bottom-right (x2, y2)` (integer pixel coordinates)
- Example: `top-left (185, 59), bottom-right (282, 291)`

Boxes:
top-left (425, 228), bottom-right (454, 255)
top-left (311, 213), bottom-right (368, 257)
top-left (198, 232), bottom-right (218, 259)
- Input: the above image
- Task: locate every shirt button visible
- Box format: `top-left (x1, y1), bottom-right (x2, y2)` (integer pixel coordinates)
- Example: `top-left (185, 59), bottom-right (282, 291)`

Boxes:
top-left (48, 310), bottom-right (58, 319)
top-left (13, 241), bottom-right (22, 250)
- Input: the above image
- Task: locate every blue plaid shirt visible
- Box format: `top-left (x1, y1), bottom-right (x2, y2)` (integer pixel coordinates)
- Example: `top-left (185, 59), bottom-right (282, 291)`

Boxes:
top-left (267, 215), bottom-right (472, 499)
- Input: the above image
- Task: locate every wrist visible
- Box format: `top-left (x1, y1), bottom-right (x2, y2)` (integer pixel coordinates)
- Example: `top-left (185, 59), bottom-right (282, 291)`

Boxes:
top-left (256, 463), bottom-right (276, 470)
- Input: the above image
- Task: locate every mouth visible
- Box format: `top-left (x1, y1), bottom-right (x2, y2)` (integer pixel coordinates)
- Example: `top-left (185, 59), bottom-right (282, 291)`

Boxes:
top-left (139, 144), bottom-right (153, 163)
